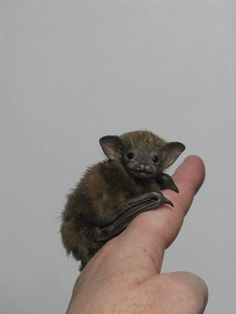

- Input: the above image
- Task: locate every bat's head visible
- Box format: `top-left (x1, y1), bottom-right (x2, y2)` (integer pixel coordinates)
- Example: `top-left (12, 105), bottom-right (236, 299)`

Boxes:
top-left (99, 130), bottom-right (185, 180)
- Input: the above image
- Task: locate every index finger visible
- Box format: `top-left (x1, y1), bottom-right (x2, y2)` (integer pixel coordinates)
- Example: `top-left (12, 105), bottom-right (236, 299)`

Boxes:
top-left (116, 155), bottom-right (205, 273)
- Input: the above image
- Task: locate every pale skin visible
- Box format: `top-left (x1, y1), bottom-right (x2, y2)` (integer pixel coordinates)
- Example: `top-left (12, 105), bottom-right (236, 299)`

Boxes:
top-left (66, 156), bottom-right (208, 314)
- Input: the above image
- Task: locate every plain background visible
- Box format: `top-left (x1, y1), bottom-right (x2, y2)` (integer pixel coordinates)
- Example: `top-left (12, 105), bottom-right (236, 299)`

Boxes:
top-left (1, 1), bottom-right (236, 313)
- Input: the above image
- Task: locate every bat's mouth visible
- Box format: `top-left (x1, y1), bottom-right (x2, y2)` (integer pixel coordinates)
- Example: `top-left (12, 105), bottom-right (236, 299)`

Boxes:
top-left (128, 169), bottom-right (155, 179)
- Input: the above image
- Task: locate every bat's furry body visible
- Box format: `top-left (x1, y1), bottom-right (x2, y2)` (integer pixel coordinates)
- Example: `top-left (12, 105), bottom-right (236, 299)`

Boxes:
top-left (61, 130), bottom-right (185, 269)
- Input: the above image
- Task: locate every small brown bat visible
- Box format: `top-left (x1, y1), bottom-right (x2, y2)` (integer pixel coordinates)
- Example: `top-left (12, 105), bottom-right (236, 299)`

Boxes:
top-left (60, 130), bottom-right (185, 269)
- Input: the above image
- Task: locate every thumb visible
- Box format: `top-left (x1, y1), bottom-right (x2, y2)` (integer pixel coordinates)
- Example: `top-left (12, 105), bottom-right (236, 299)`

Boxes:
top-left (116, 156), bottom-right (205, 273)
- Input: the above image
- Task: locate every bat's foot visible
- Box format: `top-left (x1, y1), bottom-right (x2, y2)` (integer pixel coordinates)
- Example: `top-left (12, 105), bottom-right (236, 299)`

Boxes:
top-left (156, 173), bottom-right (179, 193)
top-left (96, 191), bottom-right (173, 242)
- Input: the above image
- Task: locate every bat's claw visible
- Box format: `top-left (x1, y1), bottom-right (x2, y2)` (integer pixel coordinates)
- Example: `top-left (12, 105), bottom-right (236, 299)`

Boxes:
top-left (156, 173), bottom-right (179, 193)
top-left (161, 196), bottom-right (174, 207)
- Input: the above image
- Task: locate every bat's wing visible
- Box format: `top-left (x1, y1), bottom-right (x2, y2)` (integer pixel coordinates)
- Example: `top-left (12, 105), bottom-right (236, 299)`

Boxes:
top-left (96, 192), bottom-right (173, 242)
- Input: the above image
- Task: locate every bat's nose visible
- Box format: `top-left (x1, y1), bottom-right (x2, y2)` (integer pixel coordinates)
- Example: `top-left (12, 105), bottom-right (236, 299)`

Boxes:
top-left (137, 164), bottom-right (151, 172)
top-left (138, 164), bottom-right (145, 171)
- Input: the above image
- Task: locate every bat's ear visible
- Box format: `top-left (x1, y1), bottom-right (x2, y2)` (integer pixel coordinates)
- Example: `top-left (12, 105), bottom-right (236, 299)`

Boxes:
top-left (160, 142), bottom-right (185, 169)
top-left (99, 135), bottom-right (124, 160)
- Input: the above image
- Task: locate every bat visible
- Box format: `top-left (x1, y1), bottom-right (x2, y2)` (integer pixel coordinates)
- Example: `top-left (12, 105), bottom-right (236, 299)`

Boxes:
top-left (60, 130), bottom-right (185, 269)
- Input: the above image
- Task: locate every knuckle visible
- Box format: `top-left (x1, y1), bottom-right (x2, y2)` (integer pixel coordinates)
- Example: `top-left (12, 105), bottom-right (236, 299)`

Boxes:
top-left (167, 272), bottom-right (208, 312)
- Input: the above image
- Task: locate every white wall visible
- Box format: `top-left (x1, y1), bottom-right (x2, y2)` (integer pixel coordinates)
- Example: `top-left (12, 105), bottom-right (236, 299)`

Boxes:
top-left (1, 1), bottom-right (236, 313)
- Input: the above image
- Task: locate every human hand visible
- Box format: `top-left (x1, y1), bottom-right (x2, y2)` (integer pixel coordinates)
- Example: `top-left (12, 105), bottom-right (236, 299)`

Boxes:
top-left (66, 156), bottom-right (208, 314)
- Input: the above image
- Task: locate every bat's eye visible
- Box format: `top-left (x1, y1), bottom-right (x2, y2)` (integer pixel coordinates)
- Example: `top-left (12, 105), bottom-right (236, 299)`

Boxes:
top-left (126, 152), bottom-right (134, 160)
top-left (152, 155), bottom-right (160, 163)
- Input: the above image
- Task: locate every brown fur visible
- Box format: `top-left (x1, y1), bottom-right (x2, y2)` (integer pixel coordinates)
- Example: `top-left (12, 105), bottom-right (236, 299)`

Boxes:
top-left (60, 130), bottom-right (183, 269)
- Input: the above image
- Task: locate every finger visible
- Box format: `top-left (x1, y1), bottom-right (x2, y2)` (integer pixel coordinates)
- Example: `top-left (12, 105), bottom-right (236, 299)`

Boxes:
top-left (152, 271), bottom-right (208, 313)
top-left (115, 156), bottom-right (205, 272)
